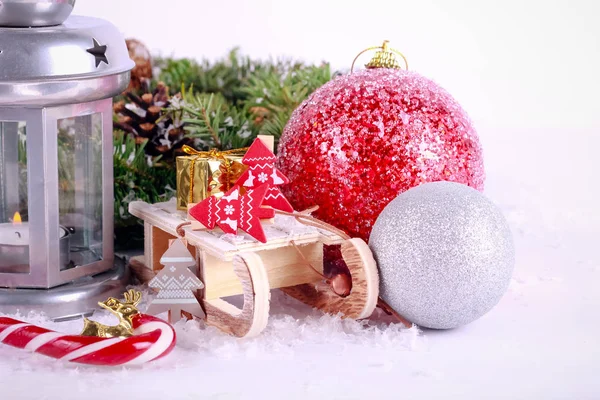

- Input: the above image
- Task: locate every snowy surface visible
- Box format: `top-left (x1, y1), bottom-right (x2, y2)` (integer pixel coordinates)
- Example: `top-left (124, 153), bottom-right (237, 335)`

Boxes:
top-left (0, 127), bottom-right (598, 400)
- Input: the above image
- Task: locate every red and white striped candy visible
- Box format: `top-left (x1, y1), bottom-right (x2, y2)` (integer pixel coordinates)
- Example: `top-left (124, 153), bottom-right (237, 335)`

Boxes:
top-left (0, 313), bottom-right (175, 366)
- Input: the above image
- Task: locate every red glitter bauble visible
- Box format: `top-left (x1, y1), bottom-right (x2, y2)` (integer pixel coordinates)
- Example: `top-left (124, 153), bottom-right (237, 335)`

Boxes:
top-left (276, 68), bottom-right (485, 241)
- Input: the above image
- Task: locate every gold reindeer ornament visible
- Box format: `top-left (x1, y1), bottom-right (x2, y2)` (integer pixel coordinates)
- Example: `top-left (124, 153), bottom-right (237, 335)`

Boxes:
top-left (80, 290), bottom-right (143, 338)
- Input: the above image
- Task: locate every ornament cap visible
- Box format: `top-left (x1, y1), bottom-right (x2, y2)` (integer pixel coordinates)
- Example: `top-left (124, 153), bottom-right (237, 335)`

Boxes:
top-left (351, 40), bottom-right (408, 72)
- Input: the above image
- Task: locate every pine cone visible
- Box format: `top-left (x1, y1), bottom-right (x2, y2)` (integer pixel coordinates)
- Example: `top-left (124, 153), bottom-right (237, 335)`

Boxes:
top-left (249, 106), bottom-right (270, 125)
top-left (126, 38), bottom-right (153, 92)
top-left (114, 79), bottom-right (192, 161)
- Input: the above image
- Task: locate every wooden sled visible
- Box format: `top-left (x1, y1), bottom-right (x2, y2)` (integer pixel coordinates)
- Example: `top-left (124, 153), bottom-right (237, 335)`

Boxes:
top-left (128, 199), bottom-right (379, 338)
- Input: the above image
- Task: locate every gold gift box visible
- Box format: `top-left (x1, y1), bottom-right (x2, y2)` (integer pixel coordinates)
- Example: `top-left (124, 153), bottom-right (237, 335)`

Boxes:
top-left (176, 146), bottom-right (248, 210)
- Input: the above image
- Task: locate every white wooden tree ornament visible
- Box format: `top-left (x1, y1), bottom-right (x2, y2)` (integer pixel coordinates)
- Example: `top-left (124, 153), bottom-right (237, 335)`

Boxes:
top-left (147, 238), bottom-right (206, 323)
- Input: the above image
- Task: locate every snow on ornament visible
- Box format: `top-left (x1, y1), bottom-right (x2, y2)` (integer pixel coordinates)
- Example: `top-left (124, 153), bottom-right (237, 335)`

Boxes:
top-left (277, 41), bottom-right (485, 241)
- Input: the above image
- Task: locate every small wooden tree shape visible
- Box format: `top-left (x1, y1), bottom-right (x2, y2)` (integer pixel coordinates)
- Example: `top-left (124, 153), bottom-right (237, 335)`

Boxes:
top-left (146, 239), bottom-right (206, 323)
top-left (234, 137), bottom-right (294, 212)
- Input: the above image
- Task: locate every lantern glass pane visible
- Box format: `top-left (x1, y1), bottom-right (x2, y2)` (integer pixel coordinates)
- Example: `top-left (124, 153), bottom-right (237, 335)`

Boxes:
top-left (0, 121), bottom-right (29, 274)
top-left (57, 114), bottom-right (103, 267)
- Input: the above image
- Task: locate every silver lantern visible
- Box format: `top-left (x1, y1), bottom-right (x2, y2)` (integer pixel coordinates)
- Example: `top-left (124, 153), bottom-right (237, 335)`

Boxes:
top-left (0, 1), bottom-right (134, 320)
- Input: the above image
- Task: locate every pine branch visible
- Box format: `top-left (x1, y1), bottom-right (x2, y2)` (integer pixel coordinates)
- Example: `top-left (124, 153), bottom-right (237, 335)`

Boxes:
top-left (113, 131), bottom-right (176, 230)
top-left (154, 49), bottom-right (333, 150)
top-left (242, 62), bottom-right (332, 146)
top-left (172, 91), bottom-right (257, 150)
top-left (197, 94), bottom-right (221, 148)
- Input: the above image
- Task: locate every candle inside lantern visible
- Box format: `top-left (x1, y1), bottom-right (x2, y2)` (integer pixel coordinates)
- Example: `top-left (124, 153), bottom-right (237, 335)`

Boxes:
top-left (0, 212), bottom-right (70, 272)
top-left (0, 212), bottom-right (30, 272)
top-left (6, 212), bottom-right (28, 241)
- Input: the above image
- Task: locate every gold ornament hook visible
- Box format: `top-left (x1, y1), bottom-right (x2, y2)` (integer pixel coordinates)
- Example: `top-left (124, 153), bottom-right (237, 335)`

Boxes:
top-left (350, 40), bottom-right (408, 73)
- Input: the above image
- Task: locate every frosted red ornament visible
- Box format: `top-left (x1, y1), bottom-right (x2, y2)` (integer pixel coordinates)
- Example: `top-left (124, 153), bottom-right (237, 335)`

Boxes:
top-left (277, 65), bottom-right (484, 241)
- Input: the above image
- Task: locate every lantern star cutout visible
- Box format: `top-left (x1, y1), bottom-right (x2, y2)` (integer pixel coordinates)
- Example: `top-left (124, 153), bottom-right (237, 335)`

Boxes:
top-left (235, 137), bottom-right (294, 212)
top-left (86, 38), bottom-right (108, 67)
top-left (188, 184), bottom-right (275, 243)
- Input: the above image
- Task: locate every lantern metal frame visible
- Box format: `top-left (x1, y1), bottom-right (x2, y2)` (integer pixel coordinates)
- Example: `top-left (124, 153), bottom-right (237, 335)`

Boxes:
top-left (0, 100), bottom-right (114, 288)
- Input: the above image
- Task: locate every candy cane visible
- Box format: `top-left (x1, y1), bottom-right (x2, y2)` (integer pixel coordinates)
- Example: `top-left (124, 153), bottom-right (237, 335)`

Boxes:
top-left (0, 313), bottom-right (175, 366)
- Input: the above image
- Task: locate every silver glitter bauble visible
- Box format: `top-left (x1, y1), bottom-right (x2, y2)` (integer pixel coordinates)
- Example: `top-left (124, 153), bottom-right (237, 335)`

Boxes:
top-left (369, 181), bottom-right (515, 329)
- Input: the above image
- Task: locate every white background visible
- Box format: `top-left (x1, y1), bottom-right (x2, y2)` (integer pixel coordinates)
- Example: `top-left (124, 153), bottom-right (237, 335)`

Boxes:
top-left (1, 2), bottom-right (598, 399)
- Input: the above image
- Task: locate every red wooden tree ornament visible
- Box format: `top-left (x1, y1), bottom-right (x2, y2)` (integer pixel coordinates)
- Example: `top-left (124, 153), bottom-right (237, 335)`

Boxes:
top-left (188, 184), bottom-right (275, 243)
top-left (235, 137), bottom-right (294, 212)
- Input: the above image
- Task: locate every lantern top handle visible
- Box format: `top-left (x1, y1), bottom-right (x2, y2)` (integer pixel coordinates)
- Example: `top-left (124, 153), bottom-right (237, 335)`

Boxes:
top-left (350, 40), bottom-right (409, 73)
top-left (0, 0), bottom-right (76, 28)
